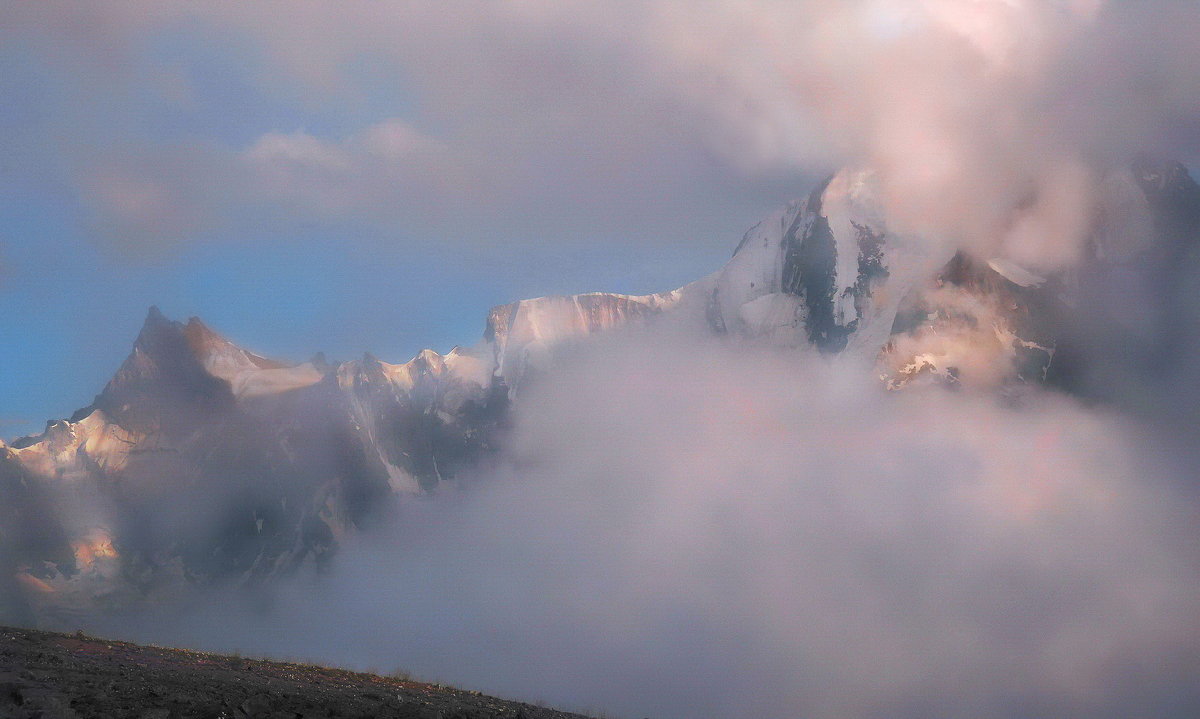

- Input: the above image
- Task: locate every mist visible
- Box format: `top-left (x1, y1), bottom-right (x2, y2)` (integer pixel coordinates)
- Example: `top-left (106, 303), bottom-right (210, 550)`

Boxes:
top-left (75, 326), bottom-right (1200, 719)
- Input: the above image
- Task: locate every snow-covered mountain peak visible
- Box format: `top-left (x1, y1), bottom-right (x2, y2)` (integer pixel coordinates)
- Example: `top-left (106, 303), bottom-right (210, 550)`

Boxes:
top-left (6, 163), bottom-right (1199, 625)
top-left (710, 168), bottom-right (954, 358)
top-left (484, 290), bottom-right (689, 386)
top-left (180, 316), bottom-right (293, 388)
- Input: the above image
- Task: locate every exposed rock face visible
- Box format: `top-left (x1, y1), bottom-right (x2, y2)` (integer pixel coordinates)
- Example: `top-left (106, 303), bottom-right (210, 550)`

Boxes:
top-left (709, 169), bottom-right (954, 354)
top-left (4, 162), bottom-right (1197, 623)
top-left (879, 162), bottom-right (1200, 395)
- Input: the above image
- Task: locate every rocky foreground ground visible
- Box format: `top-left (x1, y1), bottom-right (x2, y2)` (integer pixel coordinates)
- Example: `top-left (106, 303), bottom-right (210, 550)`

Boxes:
top-left (0, 626), bottom-right (593, 719)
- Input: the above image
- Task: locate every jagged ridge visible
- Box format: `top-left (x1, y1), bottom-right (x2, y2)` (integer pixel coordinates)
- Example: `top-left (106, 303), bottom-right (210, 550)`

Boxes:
top-left (4, 161), bottom-right (1198, 624)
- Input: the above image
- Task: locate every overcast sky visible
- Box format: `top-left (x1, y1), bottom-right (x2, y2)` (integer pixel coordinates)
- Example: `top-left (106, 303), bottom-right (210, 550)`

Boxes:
top-left (4, 1), bottom-right (1200, 437)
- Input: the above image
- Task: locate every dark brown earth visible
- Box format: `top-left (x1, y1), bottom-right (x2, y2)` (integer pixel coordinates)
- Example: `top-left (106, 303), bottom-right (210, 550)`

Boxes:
top-left (0, 626), bottom-right (593, 719)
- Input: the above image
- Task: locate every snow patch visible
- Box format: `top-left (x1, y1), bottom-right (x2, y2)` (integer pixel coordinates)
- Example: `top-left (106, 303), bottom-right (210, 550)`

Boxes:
top-left (987, 258), bottom-right (1046, 287)
top-left (737, 293), bottom-right (808, 347)
top-left (489, 290), bottom-right (685, 386)
top-left (231, 363), bottom-right (324, 398)
top-left (714, 205), bottom-right (797, 330)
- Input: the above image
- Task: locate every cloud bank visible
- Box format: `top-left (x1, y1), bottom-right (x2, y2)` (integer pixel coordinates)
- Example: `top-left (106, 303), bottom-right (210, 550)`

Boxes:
top-left (89, 330), bottom-right (1200, 719)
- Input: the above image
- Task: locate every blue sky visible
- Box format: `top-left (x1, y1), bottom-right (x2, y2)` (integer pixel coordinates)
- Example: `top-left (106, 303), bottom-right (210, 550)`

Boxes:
top-left (0, 5), bottom-right (812, 437)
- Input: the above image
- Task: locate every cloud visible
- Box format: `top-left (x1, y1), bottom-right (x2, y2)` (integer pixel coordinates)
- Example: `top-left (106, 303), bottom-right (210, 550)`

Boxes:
top-left (632, 0), bottom-right (1200, 269)
top-left (10, 1), bottom-right (1200, 265)
top-left (87, 328), bottom-right (1200, 719)
top-left (4, 2), bottom-right (807, 254)
top-left (240, 120), bottom-right (455, 219)
top-left (74, 143), bottom-right (236, 252)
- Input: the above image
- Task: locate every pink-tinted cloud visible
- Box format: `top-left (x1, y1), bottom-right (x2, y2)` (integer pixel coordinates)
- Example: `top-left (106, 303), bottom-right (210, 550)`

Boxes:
top-left (11, 2), bottom-right (1200, 264)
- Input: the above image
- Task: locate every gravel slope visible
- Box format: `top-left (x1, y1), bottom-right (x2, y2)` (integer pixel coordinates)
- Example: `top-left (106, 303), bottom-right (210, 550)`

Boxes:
top-left (0, 626), bottom-right (594, 719)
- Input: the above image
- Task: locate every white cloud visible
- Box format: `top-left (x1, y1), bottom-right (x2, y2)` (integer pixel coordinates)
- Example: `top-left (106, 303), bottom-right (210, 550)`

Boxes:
top-left (245, 131), bottom-right (353, 171)
top-left (239, 121), bottom-right (451, 218)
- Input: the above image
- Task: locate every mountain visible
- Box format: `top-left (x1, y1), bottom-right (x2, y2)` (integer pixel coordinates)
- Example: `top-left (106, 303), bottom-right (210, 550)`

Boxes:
top-left (4, 162), bottom-right (1198, 625)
